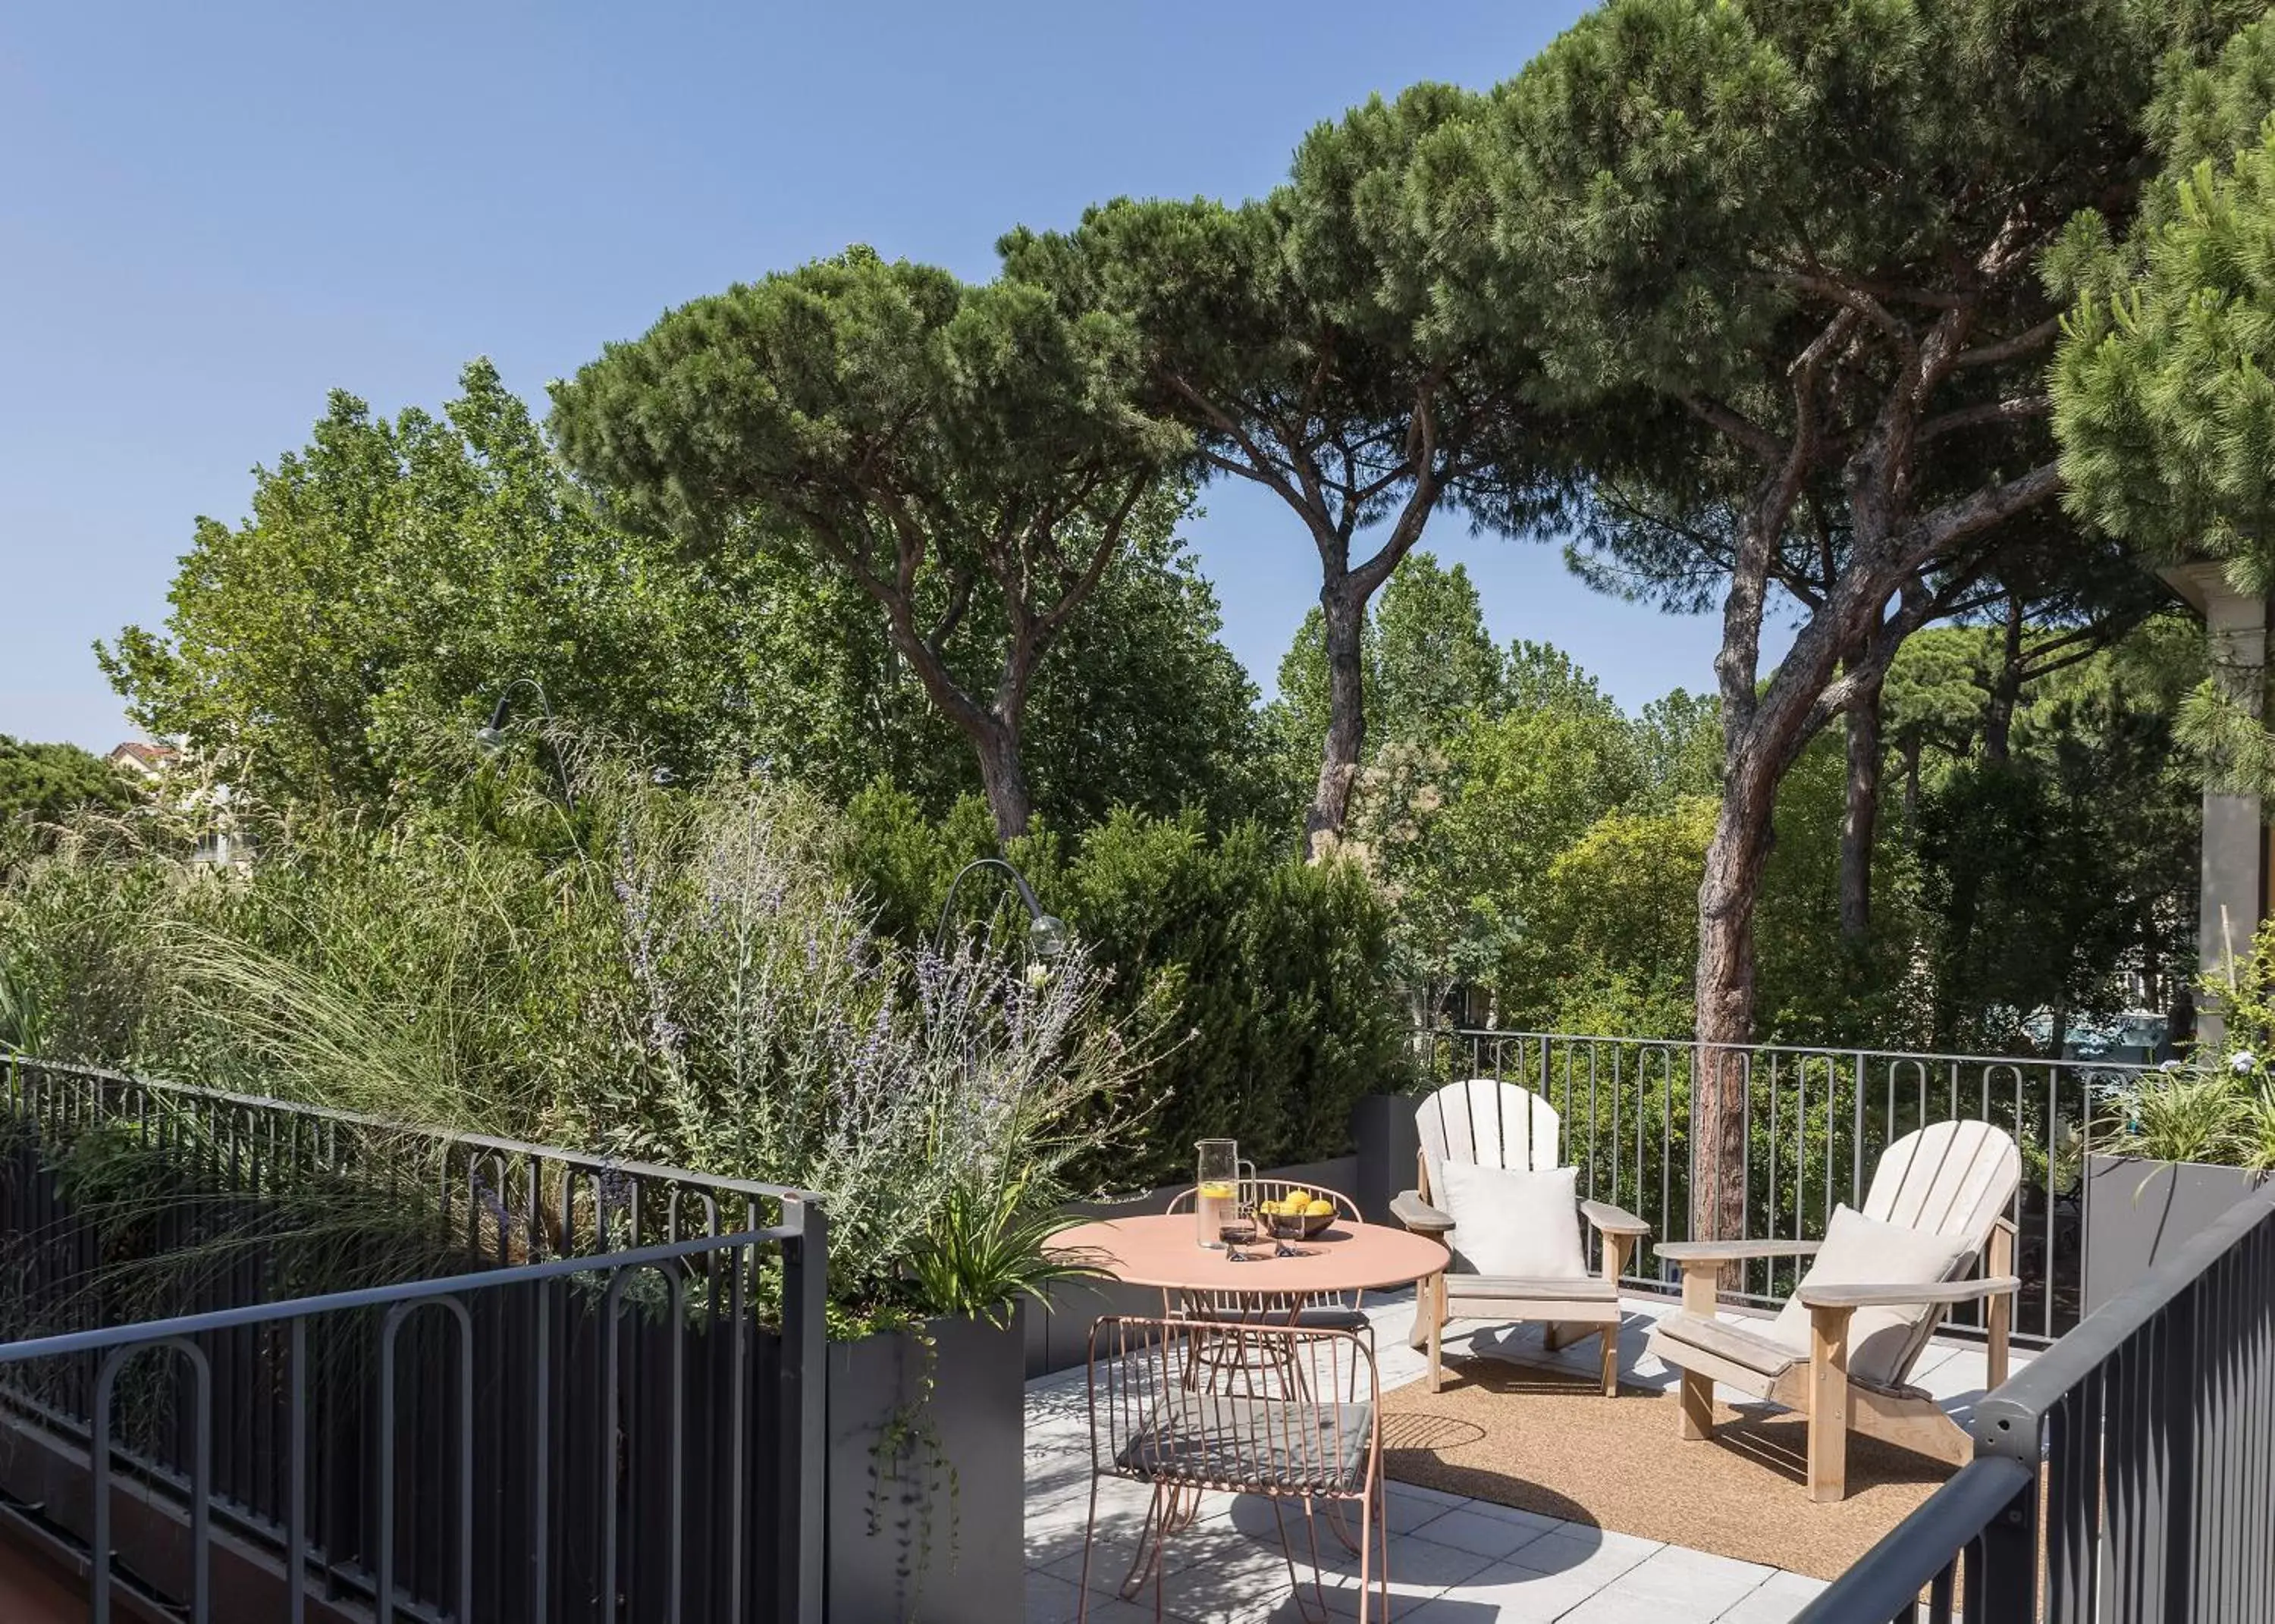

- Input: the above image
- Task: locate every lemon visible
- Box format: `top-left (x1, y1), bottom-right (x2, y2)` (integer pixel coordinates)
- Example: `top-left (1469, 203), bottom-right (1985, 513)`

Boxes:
top-left (1305, 1199), bottom-right (1332, 1217)
top-left (1198, 1180), bottom-right (1236, 1200)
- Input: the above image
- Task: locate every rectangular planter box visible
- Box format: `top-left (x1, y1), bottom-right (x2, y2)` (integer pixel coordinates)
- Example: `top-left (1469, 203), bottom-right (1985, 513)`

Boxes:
top-left (2084, 1153), bottom-right (2264, 1315)
top-left (827, 1309), bottom-right (1025, 1624)
top-left (1352, 1093), bottom-right (1422, 1227)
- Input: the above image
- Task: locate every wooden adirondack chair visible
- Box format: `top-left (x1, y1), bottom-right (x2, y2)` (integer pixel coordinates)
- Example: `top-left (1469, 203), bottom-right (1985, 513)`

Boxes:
top-left (1390, 1077), bottom-right (1652, 1396)
top-left (1646, 1118), bottom-right (2022, 1503)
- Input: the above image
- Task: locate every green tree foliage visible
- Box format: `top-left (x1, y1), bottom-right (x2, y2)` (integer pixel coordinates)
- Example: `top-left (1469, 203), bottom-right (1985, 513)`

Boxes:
top-left (549, 246), bottom-right (1188, 839)
top-left (2054, 10), bottom-right (2275, 568)
top-left (738, 521), bottom-right (1267, 832)
top-left (102, 361), bottom-right (727, 807)
top-left (1261, 553), bottom-right (1504, 806)
top-left (1633, 690), bottom-right (1722, 798)
top-left (0, 738), bottom-right (136, 832)
top-left (105, 353), bottom-right (1260, 833)
top-left (1911, 621), bottom-right (2203, 1048)
top-left (2050, 10), bottom-right (2275, 796)
top-left (839, 792), bottom-right (1412, 1184)
top-left (1003, 88), bottom-right (1581, 851)
top-left (1415, 0), bottom-right (2245, 1237)
top-left (1531, 798), bottom-right (1718, 1039)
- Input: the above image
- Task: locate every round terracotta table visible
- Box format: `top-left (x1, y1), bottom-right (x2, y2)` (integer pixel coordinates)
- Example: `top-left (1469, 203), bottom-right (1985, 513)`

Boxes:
top-left (1046, 1213), bottom-right (1448, 1596)
top-left (1047, 1212), bottom-right (1448, 1300)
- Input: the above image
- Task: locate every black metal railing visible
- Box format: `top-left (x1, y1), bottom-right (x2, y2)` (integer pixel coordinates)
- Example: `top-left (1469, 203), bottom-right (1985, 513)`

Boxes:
top-left (1415, 1029), bottom-right (2143, 1343)
top-left (0, 1055), bottom-right (827, 1624)
top-left (1798, 1174), bottom-right (2275, 1623)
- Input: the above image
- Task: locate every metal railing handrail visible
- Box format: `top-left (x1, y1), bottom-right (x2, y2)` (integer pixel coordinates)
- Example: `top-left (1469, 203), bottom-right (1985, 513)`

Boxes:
top-left (3, 1050), bottom-right (814, 1204)
top-left (1423, 1025), bottom-right (2151, 1073)
top-left (1975, 1174), bottom-right (2275, 1431)
top-left (1796, 1174), bottom-right (2275, 1623)
top-left (0, 1052), bottom-right (831, 1624)
top-left (1802, 1455), bottom-right (2037, 1619)
top-left (0, 1224), bottom-right (794, 1364)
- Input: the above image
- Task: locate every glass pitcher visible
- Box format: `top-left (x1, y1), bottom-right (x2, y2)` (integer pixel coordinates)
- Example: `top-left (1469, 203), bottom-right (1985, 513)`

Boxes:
top-left (1194, 1139), bottom-right (1251, 1248)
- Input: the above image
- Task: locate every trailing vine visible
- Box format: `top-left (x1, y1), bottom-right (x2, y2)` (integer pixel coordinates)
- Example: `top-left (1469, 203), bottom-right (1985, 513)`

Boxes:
top-left (866, 1320), bottom-right (962, 1616)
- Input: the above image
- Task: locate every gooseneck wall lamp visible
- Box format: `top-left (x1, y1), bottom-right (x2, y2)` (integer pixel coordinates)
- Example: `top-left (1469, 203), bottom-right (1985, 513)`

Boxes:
top-left (475, 677), bottom-right (574, 808)
top-left (934, 857), bottom-right (1068, 961)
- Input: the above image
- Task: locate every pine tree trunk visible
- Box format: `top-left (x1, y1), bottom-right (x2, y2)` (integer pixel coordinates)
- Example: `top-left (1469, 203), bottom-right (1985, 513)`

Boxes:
top-left (1982, 597), bottom-right (2025, 764)
top-left (1840, 674), bottom-right (1884, 942)
top-left (1305, 582), bottom-right (1368, 857)
top-left (1692, 748), bottom-right (1780, 1245)
top-left (968, 716), bottom-right (1033, 840)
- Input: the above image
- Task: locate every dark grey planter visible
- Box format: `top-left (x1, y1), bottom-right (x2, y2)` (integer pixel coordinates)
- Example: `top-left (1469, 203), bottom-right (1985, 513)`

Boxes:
top-left (1352, 1093), bottom-right (1421, 1226)
top-left (2084, 1153), bottom-right (2265, 1315)
top-left (827, 1308), bottom-right (1025, 1624)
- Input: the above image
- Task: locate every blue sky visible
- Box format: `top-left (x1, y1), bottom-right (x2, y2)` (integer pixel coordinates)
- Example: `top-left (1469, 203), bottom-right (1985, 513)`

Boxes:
top-left (0, 1), bottom-right (1771, 751)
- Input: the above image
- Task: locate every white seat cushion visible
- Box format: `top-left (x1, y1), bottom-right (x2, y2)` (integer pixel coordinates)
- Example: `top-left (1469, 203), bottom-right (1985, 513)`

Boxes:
top-left (1435, 1162), bottom-right (1586, 1281)
top-left (1768, 1202), bottom-right (1974, 1386)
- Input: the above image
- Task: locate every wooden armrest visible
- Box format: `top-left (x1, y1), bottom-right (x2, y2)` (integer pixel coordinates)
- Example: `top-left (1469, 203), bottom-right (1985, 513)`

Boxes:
top-left (1797, 1276), bottom-right (2021, 1310)
top-left (1578, 1199), bottom-right (1651, 1237)
top-left (1655, 1239), bottom-right (1822, 1265)
top-left (1390, 1190), bottom-right (1454, 1235)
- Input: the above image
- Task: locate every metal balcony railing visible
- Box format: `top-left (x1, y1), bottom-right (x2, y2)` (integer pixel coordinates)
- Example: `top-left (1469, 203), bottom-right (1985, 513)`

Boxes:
top-left (1416, 1029), bottom-right (2146, 1344)
top-left (0, 1055), bottom-right (827, 1624)
top-left (1796, 1174), bottom-right (2275, 1623)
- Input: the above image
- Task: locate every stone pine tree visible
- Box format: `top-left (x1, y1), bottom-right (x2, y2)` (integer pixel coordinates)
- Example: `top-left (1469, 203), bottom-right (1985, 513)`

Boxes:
top-left (2054, 8), bottom-right (2275, 789)
top-left (1423, 0), bottom-right (2248, 1242)
top-left (549, 248), bottom-right (1188, 839)
top-left (1003, 86), bottom-right (1580, 855)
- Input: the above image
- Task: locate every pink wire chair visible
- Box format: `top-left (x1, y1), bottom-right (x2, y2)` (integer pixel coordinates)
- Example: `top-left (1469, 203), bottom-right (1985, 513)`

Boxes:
top-left (1081, 1313), bottom-right (1387, 1623)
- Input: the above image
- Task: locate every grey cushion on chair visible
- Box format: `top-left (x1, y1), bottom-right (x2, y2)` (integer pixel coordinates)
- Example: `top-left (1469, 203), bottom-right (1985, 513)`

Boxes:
top-left (1116, 1393), bottom-right (1375, 1493)
top-left (1767, 1203), bottom-right (1974, 1385)
top-left (1182, 1303), bottom-right (1371, 1334)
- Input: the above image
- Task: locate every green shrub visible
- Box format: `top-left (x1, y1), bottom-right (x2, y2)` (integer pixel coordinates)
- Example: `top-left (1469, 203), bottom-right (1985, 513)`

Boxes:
top-left (2, 754), bottom-right (1146, 1325)
top-left (843, 794), bottom-right (1414, 1187)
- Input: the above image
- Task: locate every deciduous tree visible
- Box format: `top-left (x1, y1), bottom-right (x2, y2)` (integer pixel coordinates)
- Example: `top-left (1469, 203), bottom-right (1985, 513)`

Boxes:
top-left (101, 361), bottom-right (726, 807)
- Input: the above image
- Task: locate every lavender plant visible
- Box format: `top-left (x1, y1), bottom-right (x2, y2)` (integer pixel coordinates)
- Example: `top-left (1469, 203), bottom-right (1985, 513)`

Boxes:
top-left (591, 765), bottom-right (1147, 1318)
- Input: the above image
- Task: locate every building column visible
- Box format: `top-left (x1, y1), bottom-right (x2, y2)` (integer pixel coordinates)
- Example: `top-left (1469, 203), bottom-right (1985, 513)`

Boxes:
top-left (2167, 563), bottom-right (2270, 1049)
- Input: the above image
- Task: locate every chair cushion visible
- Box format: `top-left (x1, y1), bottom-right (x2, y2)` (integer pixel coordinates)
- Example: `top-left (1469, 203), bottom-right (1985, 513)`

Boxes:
top-left (1436, 1162), bottom-right (1586, 1281)
top-left (1181, 1303), bottom-right (1372, 1334)
top-left (1768, 1202), bottom-right (1975, 1385)
top-left (1116, 1393), bottom-right (1373, 1493)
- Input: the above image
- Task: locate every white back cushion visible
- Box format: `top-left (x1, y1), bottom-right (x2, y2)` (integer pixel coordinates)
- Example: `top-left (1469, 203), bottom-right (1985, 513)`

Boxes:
top-left (1436, 1162), bottom-right (1587, 1281)
top-left (1768, 1203), bottom-right (1973, 1386)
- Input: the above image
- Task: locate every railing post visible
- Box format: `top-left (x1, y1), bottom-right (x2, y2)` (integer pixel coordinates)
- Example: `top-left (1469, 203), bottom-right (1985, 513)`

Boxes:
top-left (780, 1197), bottom-right (827, 1624)
top-left (1972, 1341), bottom-right (2058, 1620)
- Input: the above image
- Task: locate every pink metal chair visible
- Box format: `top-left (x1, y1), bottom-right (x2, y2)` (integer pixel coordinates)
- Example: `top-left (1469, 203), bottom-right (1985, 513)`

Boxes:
top-left (1081, 1313), bottom-right (1386, 1622)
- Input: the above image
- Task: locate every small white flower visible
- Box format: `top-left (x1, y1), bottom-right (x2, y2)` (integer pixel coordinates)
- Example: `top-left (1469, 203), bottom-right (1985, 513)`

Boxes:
top-left (2232, 1049), bottom-right (2258, 1076)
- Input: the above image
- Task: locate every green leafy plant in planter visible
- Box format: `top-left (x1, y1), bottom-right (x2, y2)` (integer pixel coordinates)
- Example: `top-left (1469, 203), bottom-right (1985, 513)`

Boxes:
top-left (2095, 919), bottom-right (2275, 1184)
